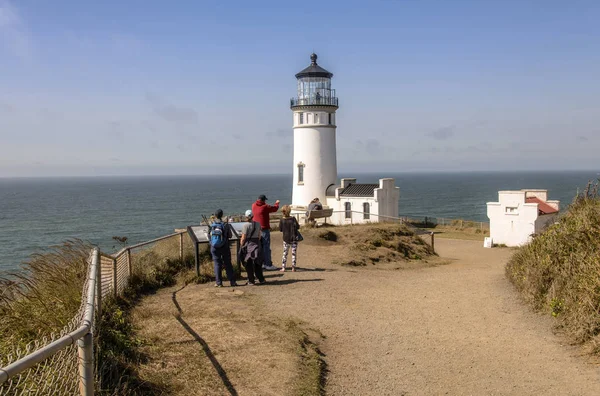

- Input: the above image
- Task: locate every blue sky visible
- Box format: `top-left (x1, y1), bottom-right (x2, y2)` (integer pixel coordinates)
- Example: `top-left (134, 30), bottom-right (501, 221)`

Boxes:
top-left (1, 0), bottom-right (599, 177)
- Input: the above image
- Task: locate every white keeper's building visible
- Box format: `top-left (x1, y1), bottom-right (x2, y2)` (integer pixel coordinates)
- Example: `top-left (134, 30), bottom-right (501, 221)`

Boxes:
top-left (289, 53), bottom-right (399, 225)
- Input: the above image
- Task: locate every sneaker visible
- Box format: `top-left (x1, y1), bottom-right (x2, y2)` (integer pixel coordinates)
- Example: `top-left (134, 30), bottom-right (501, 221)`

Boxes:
top-left (230, 283), bottom-right (238, 287)
top-left (258, 279), bottom-right (267, 285)
top-left (264, 265), bottom-right (279, 271)
top-left (279, 268), bottom-right (286, 272)
top-left (291, 267), bottom-right (296, 272)
top-left (246, 282), bottom-right (256, 286)
top-left (214, 283), bottom-right (222, 288)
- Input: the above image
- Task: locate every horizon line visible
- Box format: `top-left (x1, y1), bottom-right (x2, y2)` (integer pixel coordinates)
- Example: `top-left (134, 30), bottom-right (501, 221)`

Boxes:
top-left (1, 169), bottom-right (599, 180)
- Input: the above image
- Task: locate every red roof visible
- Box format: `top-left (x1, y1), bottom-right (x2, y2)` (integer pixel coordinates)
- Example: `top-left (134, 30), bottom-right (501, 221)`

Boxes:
top-left (526, 197), bottom-right (559, 215)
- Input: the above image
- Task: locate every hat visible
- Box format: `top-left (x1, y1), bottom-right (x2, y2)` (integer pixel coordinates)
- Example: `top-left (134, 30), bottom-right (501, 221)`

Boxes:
top-left (245, 209), bottom-right (253, 217)
top-left (258, 194), bottom-right (267, 201)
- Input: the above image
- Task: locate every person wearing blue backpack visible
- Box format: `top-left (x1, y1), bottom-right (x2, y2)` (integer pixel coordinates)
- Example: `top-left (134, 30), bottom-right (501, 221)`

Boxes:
top-left (210, 209), bottom-right (237, 287)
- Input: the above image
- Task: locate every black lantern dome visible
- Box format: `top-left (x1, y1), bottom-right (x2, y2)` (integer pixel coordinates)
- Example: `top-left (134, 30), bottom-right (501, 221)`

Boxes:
top-left (295, 53), bottom-right (334, 79)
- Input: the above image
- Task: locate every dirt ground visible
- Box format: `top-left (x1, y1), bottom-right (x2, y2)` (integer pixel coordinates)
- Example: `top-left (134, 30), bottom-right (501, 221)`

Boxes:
top-left (133, 233), bottom-right (600, 395)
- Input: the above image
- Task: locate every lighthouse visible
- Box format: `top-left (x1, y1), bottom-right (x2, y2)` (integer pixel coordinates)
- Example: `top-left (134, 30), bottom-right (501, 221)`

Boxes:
top-left (290, 53), bottom-right (400, 225)
top-left (290, 53), bottom-right (339, 210)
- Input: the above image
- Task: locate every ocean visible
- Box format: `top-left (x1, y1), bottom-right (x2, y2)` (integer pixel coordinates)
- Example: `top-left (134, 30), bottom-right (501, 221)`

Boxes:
top-left (0, 171), bottom-right (597, 273)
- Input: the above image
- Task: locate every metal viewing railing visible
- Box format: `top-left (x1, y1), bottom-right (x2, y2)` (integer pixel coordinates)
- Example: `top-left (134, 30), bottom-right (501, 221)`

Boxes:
top-left (290, 96), bottom-right (339, 107)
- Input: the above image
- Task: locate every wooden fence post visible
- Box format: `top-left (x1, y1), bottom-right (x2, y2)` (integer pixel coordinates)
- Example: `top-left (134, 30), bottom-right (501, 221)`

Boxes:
top-left (430, 232), bottom-right (435, 253)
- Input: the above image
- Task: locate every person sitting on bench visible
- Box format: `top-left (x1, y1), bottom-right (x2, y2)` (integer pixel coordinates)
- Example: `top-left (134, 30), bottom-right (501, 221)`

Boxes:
top-left (308, 198), bottom-right (323, 211)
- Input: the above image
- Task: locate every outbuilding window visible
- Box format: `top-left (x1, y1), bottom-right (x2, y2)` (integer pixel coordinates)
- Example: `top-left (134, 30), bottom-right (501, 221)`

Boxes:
top-left (345, 202), bottom-right (351, 219)
top-left (363, 202), bottom-right (370, 219)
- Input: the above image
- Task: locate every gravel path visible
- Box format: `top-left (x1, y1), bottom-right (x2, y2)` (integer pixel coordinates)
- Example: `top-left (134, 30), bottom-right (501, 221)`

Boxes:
top-left (252, 235), bottom-right (600, 395)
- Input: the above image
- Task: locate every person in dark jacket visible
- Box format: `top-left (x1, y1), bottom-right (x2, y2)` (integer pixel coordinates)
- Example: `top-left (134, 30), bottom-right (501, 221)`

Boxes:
top-left (209, 209), bottom-right (237, 287)
top-left (252, 194), bottom-right (280, 270)
top-left (279, 205), bottom-right (300, 272)
top-left (239, 209), bottom-right (266, 285)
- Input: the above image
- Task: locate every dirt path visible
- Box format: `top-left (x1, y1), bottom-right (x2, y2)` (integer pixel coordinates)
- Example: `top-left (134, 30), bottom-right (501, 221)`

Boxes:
top-left (254, 235), bottom-right (600, 395)
top-left (135, 234), bottom-right (600, 395)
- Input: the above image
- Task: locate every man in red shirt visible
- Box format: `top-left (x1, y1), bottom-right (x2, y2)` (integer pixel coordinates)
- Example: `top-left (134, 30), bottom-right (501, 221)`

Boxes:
top-left (252, 194), bottom-right (280, 270)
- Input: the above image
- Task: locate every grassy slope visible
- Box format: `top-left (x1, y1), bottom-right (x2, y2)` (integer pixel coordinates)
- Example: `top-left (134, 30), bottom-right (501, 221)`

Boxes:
top-left (506, 185), bottom-right (600, 349)
top-left (303, 222), bottom-right (437, 267)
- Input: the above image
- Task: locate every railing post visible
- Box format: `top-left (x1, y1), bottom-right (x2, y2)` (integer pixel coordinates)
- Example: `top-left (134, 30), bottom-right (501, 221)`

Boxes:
top-left (179, 233), bottom-right (184, 261)
top-left (112, 258), bottom-right (117, 297)
top-left (126, 248), bottom-right (132, 277)
top-left (430, 232), bottom-right (435, 253)
top-left (78, 332), bottom-right (94, 396)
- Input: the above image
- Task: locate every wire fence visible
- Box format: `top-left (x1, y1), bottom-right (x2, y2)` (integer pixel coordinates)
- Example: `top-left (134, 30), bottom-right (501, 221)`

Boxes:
top-left (0, 230), bottom-right (194, 395)
top-left (310, 210), bottom-right (489, 231)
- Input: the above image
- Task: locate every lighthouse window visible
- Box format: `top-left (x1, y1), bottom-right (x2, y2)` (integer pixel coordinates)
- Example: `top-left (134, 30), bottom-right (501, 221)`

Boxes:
top-left (298, 112), bottom-right (304, 125)
top-left (345, 202), bottom-right (351, 219)
top-left (363, 202), bottom-right (370, 219)
top-left (314, 113), bottom-right (319, 124)
top-left (297, 163), bottom-right (304, 183)
top-left (328, 113), bottom-right (332, 125)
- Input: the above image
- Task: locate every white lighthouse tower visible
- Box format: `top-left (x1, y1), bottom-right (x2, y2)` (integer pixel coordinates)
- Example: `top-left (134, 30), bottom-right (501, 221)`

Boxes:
top-left (290, 53), bottom-right (339, 211)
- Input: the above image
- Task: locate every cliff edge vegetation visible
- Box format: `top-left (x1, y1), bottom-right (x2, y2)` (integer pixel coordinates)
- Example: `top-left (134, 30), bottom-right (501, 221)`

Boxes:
top-left (506, 181), bottom-right (600, 350)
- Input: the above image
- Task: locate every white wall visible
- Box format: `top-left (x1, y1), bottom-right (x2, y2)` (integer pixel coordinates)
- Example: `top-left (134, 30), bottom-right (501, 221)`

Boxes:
top-left (487, 191), bottom-right (539, 247)
top-left (374, 178), bottom-right (400, 220)
top-left (292, 108), bottom-right (338, 208)
top-left (327, 196), bottom-right (378, 225)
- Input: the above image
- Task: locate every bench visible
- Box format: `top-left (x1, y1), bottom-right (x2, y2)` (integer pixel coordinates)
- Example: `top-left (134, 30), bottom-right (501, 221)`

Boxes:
top-left (306, 208), bottom-right (334, 224)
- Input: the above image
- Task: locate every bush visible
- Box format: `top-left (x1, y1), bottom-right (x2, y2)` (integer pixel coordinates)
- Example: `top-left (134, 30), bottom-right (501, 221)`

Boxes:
top-left (317, 230), bottom-right (338, 242)
top-left (506, 181), bottom-right (600, 346)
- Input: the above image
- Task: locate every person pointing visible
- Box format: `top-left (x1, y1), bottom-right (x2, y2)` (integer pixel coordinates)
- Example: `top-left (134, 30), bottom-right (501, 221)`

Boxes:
top-left (252, 194), bottom-right (280, 270)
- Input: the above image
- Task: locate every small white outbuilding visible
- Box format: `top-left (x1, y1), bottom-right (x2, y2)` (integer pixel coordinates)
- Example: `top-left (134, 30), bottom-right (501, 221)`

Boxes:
top-left (325, 178), bottom-right (400, 225)
top-left (486, 189), bottom-right (559, 247)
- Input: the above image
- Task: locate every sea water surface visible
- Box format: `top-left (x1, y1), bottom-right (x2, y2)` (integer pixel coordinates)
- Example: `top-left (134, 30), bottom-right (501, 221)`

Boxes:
top-left (0, 171), bottom-right (597, 272)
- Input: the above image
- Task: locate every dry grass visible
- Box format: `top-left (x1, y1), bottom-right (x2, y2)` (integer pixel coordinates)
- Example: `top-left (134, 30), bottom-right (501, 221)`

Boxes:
top-left (433, 229), bottom-right (487, 241)
top-left (506, 180), bottom-right (600, 351)
top-left (301, 222), bottom-right (437, 268)
top-left (0, 240), bottom-right (90, 350)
